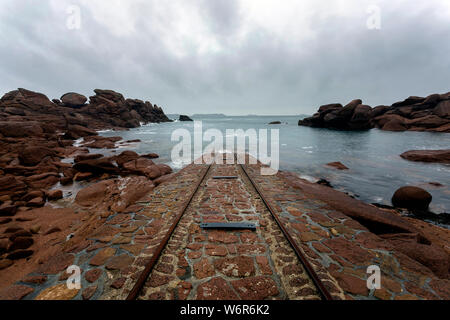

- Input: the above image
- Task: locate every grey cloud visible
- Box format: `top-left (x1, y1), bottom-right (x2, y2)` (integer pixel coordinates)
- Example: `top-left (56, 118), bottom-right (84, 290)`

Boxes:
top-left (0, 0), bottom-right (449, 115)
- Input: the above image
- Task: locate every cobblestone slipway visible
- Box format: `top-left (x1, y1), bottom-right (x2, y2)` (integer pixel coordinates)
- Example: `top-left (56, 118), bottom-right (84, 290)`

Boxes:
top-left (1, 160), bottom-right (449, 300)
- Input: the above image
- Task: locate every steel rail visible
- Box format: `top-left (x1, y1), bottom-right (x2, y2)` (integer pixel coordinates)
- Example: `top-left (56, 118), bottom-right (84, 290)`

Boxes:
top-left (126, 164), bottom-right (212, 300)
top-left (240, 164), bottom-right (333, 301)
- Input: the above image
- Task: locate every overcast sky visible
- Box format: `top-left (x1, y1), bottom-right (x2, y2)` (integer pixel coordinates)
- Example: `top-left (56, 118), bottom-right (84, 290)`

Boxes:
top-left (0, 0), bottom-right (449, 115)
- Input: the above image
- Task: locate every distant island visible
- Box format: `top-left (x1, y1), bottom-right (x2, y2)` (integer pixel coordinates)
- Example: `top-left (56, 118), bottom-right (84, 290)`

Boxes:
top-left (191, 113), bottom-right (227, 118)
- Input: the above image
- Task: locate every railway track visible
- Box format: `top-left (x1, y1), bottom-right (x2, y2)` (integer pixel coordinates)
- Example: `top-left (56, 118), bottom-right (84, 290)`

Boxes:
top-left (127, 158), bottom-right (333, 300)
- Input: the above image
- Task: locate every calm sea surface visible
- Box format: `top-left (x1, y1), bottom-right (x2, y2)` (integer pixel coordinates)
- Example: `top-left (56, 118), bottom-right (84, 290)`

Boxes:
top-left (100, 115), bottom-right (450, 219)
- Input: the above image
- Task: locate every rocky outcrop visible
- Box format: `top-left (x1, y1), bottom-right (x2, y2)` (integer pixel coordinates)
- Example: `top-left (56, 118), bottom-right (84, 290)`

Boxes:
top-left (0, 88), bottom-right (175, 280)
top-left (400, 149), bottom-right (450, 164)
top-left (179, 115), bottom-right (193, 121)
top-left (0, 88), bottom-right (171, 132)
top-left (60, 93), bottom-right (87, 108)
top-left (299, 91), bottom-right (450, 132)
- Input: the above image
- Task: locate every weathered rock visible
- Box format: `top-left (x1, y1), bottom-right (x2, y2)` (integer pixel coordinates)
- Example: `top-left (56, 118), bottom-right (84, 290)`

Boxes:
top-left (35, 283), bottom-right (79, 300)
top-left (82, 136), bottom-right (122, 149)
top-left (0, 121), bottom-right (43, 137)
top-left (27, 197), bottom-right (45, 208)
top-left (75, 180), bottom-right (115, 207)
top-left (64, 125), bottom-right (98, 140)
top-left (407, 115), bottom-right (447, 129)
top-left (0, 204), bottom-right (17, 217)
top-left (47, 189), bottom-right (63, 200)
top-left (382, 119), bottom-right (408, 131)
top-left (0, 217), bottom-right (12, 225)
top-left (8, 236), bottom-right (34, 251)
top-left (156, 164), bottom-right (173, 175)
top-left (142, 153), bottom-right (159, 159)
top-left (193, 258), bottom-right (215, 279)
top-left (7, 249), bottom-right (34, 260)
top-left (370, 105), bottom-right (389, 118)
top-left (326, 162), bottom-right (349, 170)
top-left (61, 92), bottom-right (87, 108)
top-left (350, 104), bottom-right (372, 129)
top-left (392, 96), bottom-right (426, 108)
top-left (123, 158), bottom-right (162, 179)
top-left (214, 256), bottom-right (255, 277)
top-left (392, 186), bottom-right (432, 211)
top-left (22, 191), bottom-right (45, 202)
top-left (82, 286), bottom-right (97, 300)
top-left (280, 171), bottom-right (427, 239)
top-left (85, 269), bottom-right (102, 283)
top-left (0, 239), bottom-right (9, 254)
top-left (19, 147), bottom-right (54, 166)
top-left (74, 153), bottom-right (103, 163)
top-left (339, 99), bottom-right (362, 118)
top-left (400, 149), bottom-right (450, 164)
top-left (114, 151), bottom-right (139, 167)
top-left (105, 254), bottom-right (134, 271)
top-left (0, 259), bottom-right (13, 270)
top-left (196, 277), bottom-right (239, 300)
top-left (73, 157), bottom-right (119, 175)
top-left (179, 115), bottom-right (193, 121)
top-left (299, 91), bottom-right (449, 132)
top-left (9, 230), bottom-right (32, 241)
top-left (231, 276), bottom-right (279, 300)
top-left (74, 172), bottom-right (93, 181)
top-left (386, 238), bottom-right (449, 279)
top-left (0, 284), bottom-right (34, 300)
top-left (433, 100), bottom-right (450, 117)
top-left (153, 173), bottom-right (176, 186)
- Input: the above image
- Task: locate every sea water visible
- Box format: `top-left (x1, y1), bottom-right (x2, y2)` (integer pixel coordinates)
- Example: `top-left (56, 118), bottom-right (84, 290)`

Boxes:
top-left (99, 115), bottom-right (450, 218)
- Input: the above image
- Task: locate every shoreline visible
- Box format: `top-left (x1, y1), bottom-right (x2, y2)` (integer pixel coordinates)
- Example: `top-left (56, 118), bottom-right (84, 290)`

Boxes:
top-left (1, 88), bottom-right (449, 299)
top-left (1, 155), bottom-right (449, 300)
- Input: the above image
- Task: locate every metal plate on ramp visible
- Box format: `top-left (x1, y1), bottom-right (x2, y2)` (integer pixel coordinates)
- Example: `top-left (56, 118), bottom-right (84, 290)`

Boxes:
top-left (200, 222), bottom-right (257, 230)
top-left (212, 176), bottom-right (238, 180)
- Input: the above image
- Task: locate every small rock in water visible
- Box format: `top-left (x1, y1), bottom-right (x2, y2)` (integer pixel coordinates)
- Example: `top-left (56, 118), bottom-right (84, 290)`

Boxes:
top-left (179, 115), bottom-right (193, 121)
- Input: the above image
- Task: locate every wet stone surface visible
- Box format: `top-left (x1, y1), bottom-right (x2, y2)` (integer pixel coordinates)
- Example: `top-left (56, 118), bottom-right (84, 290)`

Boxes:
top-left (3, 160), bottom-right (448, 300)
top-left (138, 164), bottom-right (319, 300)
top-left (243, 164), bottom-right (449, 300)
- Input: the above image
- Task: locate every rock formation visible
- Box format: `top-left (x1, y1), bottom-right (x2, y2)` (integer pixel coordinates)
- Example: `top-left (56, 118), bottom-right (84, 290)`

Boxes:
top-left (179, 115), bottom-right (193, 121)
top-left (400, 149), bottom-right (450, 164)
top-left (0, 88), bottom-right (171, 132)
top-left (0, 88), bottom-right (174, 280)
top-left (299, 92), bottom-right (450, 132)
top-left (392, 186), bottom-right (433, 211)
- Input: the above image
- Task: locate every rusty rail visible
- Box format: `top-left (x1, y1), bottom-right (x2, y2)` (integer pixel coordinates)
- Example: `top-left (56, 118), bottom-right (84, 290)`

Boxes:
top-left (126, 164), bottom-right (212, 300)
top-left (240, 164), bottom-right (333, 301)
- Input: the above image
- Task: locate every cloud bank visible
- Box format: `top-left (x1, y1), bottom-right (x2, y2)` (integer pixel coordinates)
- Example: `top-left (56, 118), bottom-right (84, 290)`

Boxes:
top-left (0, 0), bottom-right (449, 114)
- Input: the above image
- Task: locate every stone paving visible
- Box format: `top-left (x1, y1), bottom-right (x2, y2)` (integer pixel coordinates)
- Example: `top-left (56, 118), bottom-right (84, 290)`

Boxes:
top-left (138, 164), bottom-right (320, 300)
top-left (244, 164), bottom-right (450, 300)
